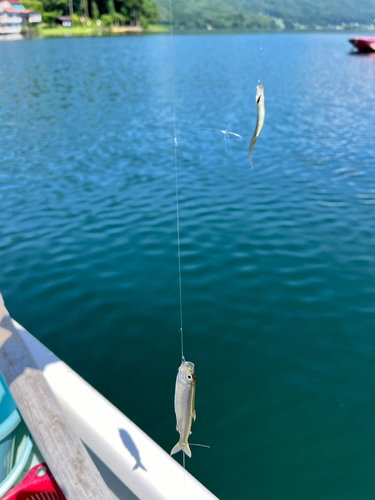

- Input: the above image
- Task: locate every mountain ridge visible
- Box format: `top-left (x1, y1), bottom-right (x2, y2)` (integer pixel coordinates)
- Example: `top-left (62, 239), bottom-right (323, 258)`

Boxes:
top-left (156, 0), bottom-right (375, 29)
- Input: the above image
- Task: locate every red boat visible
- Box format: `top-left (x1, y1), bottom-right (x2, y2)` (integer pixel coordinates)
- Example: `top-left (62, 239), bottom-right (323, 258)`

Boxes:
top-left (349, 37), bottom-right (375, 53)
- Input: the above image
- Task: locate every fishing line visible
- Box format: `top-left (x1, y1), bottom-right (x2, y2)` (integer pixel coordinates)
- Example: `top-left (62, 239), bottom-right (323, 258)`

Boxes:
top-left (168, 3), bottom-right (206, 490)
top-left (183, 452), bottom-right (186, 496)
top-left (168, 1), bottom-right (187, 493)
top-left (238, 0), bottom-right (245, 12)
top-left (168, 0), bottom-right (184, 363)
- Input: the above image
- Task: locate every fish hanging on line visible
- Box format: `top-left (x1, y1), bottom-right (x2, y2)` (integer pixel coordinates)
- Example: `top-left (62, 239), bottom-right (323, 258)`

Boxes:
top-left (248, 84), bottom-right (265, 167)
top-left (171, 360), bottom-right (196, 458)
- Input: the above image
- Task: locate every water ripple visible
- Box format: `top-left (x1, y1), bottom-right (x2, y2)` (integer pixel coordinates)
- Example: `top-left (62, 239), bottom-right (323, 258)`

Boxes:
top-left (1, 32), bottom-right (375, 500)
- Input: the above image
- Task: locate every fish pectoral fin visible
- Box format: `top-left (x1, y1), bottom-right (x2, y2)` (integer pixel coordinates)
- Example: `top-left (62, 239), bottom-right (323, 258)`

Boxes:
top-left (193, 409), bottom-right (196, 421)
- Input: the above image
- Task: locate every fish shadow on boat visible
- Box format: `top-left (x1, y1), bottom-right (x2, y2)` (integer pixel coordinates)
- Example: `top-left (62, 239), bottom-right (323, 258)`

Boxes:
top-left (119, 428), bottom-right (147, 471)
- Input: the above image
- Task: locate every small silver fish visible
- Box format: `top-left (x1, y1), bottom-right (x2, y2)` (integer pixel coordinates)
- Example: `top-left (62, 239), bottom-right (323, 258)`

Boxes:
top-left (248, 84), bottom-right (265, 166)
top-left (170, 360), bottom-right (196, 458)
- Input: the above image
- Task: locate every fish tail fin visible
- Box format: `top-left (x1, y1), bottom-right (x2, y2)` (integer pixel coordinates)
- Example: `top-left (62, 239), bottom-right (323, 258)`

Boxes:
top-left (182, 442), bottom-right (192, 457)
top-left (170, 442), bottom-right (183, 456)
top-left (170, 441), bottom-right (192, 458)
top-left (248, 155), bottom-right (253, 169)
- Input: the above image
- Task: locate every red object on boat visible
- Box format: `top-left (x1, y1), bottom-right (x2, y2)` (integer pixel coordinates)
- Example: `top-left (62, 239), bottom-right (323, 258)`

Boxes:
top-left (2, 463), bottom-right (66, 500)
top-left (349, 37), bottom-right (375, 53)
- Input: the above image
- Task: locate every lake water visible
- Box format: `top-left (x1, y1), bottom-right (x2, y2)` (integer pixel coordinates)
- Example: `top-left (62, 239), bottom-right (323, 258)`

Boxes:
top-left (1, 31), bottom-right (375, 499)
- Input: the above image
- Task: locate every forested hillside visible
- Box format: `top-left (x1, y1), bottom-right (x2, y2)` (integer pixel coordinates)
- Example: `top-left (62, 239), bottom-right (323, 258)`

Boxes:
top-left (156, 0), bottom-right (375, 29)
top-left (22, 0), bottom-right (158, 27)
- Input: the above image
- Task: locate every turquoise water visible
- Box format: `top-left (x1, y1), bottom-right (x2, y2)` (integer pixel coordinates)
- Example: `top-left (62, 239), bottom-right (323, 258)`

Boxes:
top-left (1, 32), bottom-right (375, 499)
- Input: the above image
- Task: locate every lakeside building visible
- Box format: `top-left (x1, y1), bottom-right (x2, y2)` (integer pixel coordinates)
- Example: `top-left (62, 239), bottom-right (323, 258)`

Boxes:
top-left (56, 15), bottom-right (72, 27)
top-left (0, 0), bottom-right (41, 34)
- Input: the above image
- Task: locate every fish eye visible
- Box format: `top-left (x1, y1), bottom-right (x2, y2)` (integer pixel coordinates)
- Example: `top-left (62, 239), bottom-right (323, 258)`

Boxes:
top-left (186, 374), bottom-right (193, 381)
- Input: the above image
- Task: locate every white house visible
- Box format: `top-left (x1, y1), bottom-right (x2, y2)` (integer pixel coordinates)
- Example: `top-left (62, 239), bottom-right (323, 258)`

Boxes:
top-left (0, 0), bottom-right (41, 34)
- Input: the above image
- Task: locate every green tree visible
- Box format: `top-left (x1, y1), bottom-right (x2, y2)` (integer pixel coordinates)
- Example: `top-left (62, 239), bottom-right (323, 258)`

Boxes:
top-left (115, 0), bottom-right (158, 25)
top-left (71, 13), bottom-right (82, 24)
top-left (42, 0), bottom-right (68, 13)
top-left (107, 0), bottom-right (115, 14)
top-left (41, 9), bottom-right (61, 22)
top-left (91, 0), bottom-right (99, 19)
top-left (141, 0), bottom-right (157, 24)
top-left (22, 0), bottom-right (43, 11)
top-left (112, 11), bottom-right (125, 23)
top-left (100, 13), bottom-right (112, 24)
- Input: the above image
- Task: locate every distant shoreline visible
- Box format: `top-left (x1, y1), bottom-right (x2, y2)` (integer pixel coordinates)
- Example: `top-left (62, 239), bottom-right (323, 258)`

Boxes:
top-left (5, 24), bottom-right (374, 40)
top-left (32, 24), bottom-right (168, 38)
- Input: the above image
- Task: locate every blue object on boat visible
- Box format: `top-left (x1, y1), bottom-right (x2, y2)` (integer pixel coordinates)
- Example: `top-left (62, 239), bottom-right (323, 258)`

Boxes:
top-left (0, 434), bottom-right (33, 497)
top-left (0, 374), bottom-right (33, 496)
top-left (0, 374), bottom-right (20, 480)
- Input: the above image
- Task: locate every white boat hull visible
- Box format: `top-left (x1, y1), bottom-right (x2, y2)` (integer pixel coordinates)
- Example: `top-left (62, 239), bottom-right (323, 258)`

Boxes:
top-left (14, 321), bottom-right (219, 500)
